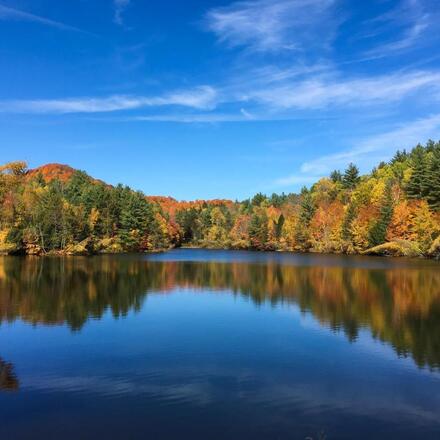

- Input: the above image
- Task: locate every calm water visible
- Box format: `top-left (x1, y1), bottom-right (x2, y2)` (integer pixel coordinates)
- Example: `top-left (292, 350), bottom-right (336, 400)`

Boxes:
top-left (1, 250), bottom-right (440, 439)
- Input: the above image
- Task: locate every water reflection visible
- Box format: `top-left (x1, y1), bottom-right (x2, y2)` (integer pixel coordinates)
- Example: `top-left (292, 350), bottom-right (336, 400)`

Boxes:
top-left (0, 254), bottom-right (439, 369)
top-left (0, 358), bottom-right (19, 391)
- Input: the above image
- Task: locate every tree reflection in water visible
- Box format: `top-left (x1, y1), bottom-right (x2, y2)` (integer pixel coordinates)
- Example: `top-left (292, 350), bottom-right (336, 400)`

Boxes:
top-left (0, 358), bottom-right (19, 391)
top-left (0, 255), bottom-right (439, 369)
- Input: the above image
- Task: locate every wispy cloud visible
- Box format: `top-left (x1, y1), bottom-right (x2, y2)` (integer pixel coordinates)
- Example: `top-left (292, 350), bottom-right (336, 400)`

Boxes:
top-left (367, 18), bottom-right (429, 57)
top-left (0, 86), bottom-right (218, 114)
top-left (4, 67), bottom-right (438, 118)
top-left (132, 113), bottom-right (251, 123)
top-left (362, 0), bottom-right (435, 58)
top-left (0, 3), bottom-right (88, 33)
top-left (274, 174), bottom-right (322, 186)
top-left (205, 0), bottom-right (338, 52)
top-left (271, 113), bottom-right (440, 189)
top-left (247, 70), bottom-right (440, 110)
top-left (156, 86), bottom-right (218, 110)
top-left (119, 113), bottom-right (329, 124)
top-left (300, 113), bottom-right (440, 175)
top-left (114, 0), bottom-right (130, 26)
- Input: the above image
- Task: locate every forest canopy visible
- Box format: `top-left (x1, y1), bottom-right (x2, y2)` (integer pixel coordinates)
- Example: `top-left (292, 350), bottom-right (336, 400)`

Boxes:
top-left (1, 140), bottom-right (440, 258)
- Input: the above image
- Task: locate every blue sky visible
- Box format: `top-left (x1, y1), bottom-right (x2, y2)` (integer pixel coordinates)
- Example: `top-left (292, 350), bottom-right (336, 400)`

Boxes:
top-left (1, 0), bottom-right (440, 200)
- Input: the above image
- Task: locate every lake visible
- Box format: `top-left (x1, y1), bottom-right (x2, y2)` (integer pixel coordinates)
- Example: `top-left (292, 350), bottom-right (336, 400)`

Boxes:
top-left (1, 249), bottom-right (440, 439)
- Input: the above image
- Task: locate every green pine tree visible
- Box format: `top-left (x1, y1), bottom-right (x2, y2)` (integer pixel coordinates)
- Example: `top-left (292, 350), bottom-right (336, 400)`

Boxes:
top-left (294, 187), bottom-right (315, 249)
top-left (330, 170), bottom-right (342, 183)
top-left (249, 210), bottom-right (268, 249)
top-left (390, 149), bottom-right (408, 164)
top-left (426, 146), bottom-right (440, 210)
top-left (342, 163), bottom-right (360, 189)
top-left (251, 193), bottom-right (267, 207)
top-left (406, 144), bottom-right (428, 199)
top-left (275, 214), bottom-right (285, 240)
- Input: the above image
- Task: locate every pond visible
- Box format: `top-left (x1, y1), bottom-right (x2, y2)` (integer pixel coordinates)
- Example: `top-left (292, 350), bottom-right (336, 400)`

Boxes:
top-left (1, 249), bottom-right (440, 439)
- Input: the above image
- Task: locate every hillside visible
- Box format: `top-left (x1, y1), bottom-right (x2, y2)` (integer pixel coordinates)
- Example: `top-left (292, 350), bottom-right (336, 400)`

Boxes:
top-left (28, 164), bottom-right (234, 216)
top-left (1, 140), bottom-right (440, 257)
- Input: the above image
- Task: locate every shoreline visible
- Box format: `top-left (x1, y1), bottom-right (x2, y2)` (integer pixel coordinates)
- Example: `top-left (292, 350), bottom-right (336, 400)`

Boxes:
top-left (2, 242), bottom-right (438, 260)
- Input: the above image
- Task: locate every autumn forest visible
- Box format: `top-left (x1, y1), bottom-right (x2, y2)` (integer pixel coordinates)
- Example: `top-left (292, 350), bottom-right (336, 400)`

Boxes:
top-left (1, 140), bottom-right (440, 258)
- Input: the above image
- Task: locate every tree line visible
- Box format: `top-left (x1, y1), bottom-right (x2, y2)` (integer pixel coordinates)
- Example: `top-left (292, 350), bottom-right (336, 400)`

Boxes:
top-left (173, 140), bottom-right (440, 258)
top-left (0, 163), bottom-right (179, 254)
top-left (1, 140), bottom-right (440, 257)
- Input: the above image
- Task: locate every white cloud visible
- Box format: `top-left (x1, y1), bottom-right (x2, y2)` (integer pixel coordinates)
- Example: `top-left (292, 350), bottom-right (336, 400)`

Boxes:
top-left (5, 68), bottom-right (439, 119)
top-left (132, 113), bottom-right (250, 123)
top-left (272, 113), bottom-right (440, 189)
top-left (274, 174), bottom-right (322, 186)
top-left (205, 0), bottom-right (338, 52)
top-left (114, 0), bottom-right (130, 26)
top-left (4, 67), bottom-right (439, 119)
top-left (122, 113), bottom-right (323, 124)
top-left (300, 113), bottom-right (440, 174)
top-left (0, 86), bottom-right (218, 114)
top-left (159, 86), bottom-right (218, 110)
top-left (0, 3), bottom-right (87, 33)
top-left (248, 70), bottom-right (440, 110)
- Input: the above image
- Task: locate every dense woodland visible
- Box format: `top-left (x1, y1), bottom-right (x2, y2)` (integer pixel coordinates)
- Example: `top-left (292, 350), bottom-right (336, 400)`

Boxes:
top-left (1, 140), bottom-right (440, 258)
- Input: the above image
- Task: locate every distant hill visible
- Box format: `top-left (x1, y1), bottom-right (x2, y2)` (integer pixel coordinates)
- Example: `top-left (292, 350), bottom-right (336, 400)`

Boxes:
top-left (27, 163), bottom-right (233, 214)
top-left (27, 163), bottom-right (77, 182)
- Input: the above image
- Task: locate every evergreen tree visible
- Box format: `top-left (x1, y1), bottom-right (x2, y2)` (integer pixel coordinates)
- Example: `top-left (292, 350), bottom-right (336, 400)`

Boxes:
top-left (342, 163), bottom-right (360, 189)
top-left (249, 210), bottom-right (268, 249)
top-left (299, 187), bottom-right (315, 224)
top-left (426, 139), bottom-right (436, 153)
top-left (65, 171), bottom-right (91, 205)
top-left (275, 214), bottom-right (285, 240)
top-left (330, 170), bottom-right (342, 183)
top-left (240, 199), bottom-right (251, 213)
top-left (406, 145), bottom-right (428, 199)
top-left (269, 192), bottom-right (287, 208)
top-left (175, 208), bottom-right (200, 242)
top-left (391, 149), bottom-right (408, 164)
top-left (36, 180), bottom-right (68, 251)
top-left (199, 208), bottom-right (212, 240)
top-left (251, 193), bottom-right (267, 207)
top-left (294, 187), bottom-right (316, 249)
top-left (426, 147), bottom-right (440, 210)
top-left (117, 190), bottom-right (155, 250)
